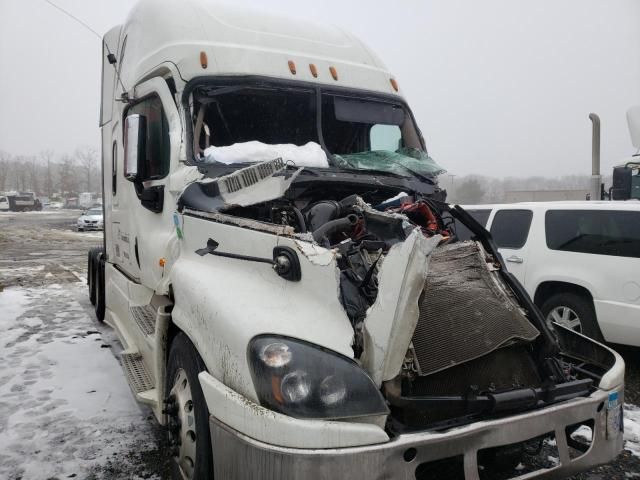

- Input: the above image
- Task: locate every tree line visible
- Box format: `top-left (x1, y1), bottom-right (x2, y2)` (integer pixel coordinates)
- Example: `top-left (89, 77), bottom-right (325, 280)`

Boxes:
top-left (0, 149), bottom-right (100, 198)
top-left (444, 174), bottom-right (612, 204)
top-left (0, 150), bottom-right (610, 204)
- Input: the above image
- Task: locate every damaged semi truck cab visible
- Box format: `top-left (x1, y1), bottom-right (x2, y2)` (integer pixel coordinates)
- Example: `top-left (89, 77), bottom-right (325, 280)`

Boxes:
top-left (90, 1), bottom-right (624, 478)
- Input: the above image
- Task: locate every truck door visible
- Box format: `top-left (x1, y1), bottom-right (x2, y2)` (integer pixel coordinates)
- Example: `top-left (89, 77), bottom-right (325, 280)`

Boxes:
top-left (488, 209), bottom-right (533, 287)
top-left (113, 78), bottom-right (180, 285)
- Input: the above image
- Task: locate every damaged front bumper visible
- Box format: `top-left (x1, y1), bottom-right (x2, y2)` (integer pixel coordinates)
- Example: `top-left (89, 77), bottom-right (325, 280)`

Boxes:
top-left (209, 387), bottom-right (623, 480)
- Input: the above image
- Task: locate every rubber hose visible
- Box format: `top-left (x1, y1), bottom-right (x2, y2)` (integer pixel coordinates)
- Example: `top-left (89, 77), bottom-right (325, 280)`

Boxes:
top-left (312, 214), bottom-right (358, 244)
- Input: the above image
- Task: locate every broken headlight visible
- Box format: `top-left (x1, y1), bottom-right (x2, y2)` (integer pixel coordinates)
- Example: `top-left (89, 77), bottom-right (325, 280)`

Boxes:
top-left (248, 335), bottom-right (388, 419)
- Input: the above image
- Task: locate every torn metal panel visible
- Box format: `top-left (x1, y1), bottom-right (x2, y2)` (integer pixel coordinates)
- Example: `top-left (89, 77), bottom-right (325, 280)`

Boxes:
top-left (183, 208), bottom-right (296, 236)
top-left (293, 240), bottom-right (337, 266)
top-left (179, 158), bottom-right (303, 212)
top-left (360, 230), bottom-right (440, 385)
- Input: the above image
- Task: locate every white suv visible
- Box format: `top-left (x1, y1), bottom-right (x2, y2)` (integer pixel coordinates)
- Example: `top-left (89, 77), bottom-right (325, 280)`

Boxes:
top-left (457, 201), bottom-right (640, 346)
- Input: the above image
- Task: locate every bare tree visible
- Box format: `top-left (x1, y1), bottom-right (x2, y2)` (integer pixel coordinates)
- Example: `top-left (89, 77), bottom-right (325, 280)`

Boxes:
top-left (0, 151), bottom-right (10, 192)
top-left (454, 178), bottom-right (486, 204)
top-left (25, 156), bottom-right (40, 195)
top-left (40, 150), bottom-right (55, 197)
top-left (75, 147), bottom-right (98, 192)
top-left (12, 156), bottom-right (28, 192)
top-left (58, 155), bottom-right (79, 195)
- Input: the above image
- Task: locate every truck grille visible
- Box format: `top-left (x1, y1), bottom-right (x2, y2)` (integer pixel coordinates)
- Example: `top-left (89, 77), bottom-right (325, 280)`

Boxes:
top-left (411, 241), bottom-right (539, 377)
top-left (220, 157), bottom-right (285, 193)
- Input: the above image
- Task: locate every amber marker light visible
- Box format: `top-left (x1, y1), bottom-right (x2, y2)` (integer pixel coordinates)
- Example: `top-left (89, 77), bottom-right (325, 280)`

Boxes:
top-left (159, 258), bottom-right (166, 267)
top-left (271, 376), bottom-right (284, 403)
top-left (329, 66), bottom-right (338, 81)
top-left (288, 60), bottom-right (297, 75)
top-left (309, 63), bottom-right (318, 78)
top-left (200, 51), bottom-right (208, 69)
top-left (390, 78), bottom-right (399, 92)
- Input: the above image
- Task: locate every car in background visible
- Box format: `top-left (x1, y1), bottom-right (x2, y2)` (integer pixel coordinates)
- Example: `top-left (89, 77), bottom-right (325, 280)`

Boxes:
top-left (77, 207), bottom-right (104, 231)
top-left (457, 201), bottom-right (640, 346)
top-left (0, 196), bottom-right (9, 211)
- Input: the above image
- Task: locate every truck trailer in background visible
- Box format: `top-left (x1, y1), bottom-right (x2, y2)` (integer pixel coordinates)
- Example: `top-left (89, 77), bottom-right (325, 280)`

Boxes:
top-left (4, 192), bottom-right (42, 212)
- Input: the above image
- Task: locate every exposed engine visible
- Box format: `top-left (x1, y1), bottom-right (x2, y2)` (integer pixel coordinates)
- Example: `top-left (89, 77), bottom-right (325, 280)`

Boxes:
top-left (221, 191), bottom-right (454, 353)
top-left (180, 163), bottom-right (613, 435)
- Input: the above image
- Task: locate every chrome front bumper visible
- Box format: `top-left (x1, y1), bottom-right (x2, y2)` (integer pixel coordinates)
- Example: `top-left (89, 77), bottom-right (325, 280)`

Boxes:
top-left (210, 388), bottom-right (623, 480)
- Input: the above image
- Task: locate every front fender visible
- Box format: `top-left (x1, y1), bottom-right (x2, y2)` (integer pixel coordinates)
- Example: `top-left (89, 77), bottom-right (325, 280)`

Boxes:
top-left (169, 213), bottom-right (355, 403)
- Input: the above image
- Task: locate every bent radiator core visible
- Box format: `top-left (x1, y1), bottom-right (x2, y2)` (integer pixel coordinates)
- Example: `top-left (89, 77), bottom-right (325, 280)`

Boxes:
top-left (411, 241), bottom-right (539, 377)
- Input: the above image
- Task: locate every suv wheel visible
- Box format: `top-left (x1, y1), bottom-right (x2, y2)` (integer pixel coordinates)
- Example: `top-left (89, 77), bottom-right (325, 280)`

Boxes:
top-left (540, 293), bottom-right (603, 341)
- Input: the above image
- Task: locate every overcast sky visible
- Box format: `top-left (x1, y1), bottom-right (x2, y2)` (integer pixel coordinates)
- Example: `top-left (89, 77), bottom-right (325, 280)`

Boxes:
top-left (1, 0), bottom-right (639, 178)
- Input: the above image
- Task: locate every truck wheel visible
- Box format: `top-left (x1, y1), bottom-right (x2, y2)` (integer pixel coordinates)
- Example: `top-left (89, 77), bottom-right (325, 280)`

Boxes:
top-left (94, 256), bottom-right (105, 322)
top-left (165, 333), bottom-right (213, 480)
top-left (541, 293), bottom-right (603, 342)
top-left (88, 250), bottom-right (95, 305)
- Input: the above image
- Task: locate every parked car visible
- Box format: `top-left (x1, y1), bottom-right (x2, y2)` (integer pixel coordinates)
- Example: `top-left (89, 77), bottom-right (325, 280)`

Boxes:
top-left (0, 195), bottom-right (9, 211)
top-left (77, 207), bottom-right (104, 231)
top-left (458, 201), bottom-right (640, 346)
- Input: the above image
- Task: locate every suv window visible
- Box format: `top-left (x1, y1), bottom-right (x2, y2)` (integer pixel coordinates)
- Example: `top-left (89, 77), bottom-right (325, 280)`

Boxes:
top-left (546, 210), bottom-right (640, 258)
top-left (454, 209), bottom-right (491, 241)
top-left (126, 95), bottom-right (170, 180)
top-left (490, 209), bottom-right (533, 249)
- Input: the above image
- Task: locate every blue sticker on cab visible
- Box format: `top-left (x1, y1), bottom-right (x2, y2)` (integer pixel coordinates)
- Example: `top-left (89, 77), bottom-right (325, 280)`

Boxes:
top-left (608, 391), bottom-right (619, 410)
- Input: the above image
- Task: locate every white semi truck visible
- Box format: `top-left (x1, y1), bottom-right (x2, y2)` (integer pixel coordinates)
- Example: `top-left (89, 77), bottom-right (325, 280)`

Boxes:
top-left (89, 1), bottom-right (625, 478)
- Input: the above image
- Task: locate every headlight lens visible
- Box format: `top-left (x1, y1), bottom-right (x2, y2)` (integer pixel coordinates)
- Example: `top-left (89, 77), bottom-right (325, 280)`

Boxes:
top-left (248, 335), bottom-right (388, 419)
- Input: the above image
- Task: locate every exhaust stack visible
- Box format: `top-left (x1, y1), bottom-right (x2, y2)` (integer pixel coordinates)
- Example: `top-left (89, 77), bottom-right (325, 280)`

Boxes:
top-left (589, 113), bottom-right (602, 200)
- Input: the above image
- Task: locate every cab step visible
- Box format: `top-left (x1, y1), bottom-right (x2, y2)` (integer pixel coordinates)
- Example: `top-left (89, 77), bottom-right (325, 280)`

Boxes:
top-left (130, 305), bottom-right (156, 336)
top-left (121, 352), bottom-right (155, 394)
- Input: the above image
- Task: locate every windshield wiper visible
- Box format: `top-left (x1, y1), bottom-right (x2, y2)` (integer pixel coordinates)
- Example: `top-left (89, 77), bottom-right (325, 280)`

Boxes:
top-left (332, 167), bottom-right (410, 179)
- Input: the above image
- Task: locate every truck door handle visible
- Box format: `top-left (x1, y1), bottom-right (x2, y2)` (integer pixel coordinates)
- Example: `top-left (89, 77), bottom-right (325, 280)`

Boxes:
top-left (506, 255), bottom-right (523, 264)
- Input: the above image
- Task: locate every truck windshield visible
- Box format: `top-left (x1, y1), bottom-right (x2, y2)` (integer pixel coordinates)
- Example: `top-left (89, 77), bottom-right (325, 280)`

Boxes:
top-left (191, 84), bottom-right (444, 179)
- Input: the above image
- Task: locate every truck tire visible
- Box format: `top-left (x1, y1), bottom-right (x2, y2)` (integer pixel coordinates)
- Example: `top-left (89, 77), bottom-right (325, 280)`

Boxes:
top-left (88, 250), bottom-right (95, 305)
top-left (88, 247), bottom-right (102, 306)
top-left (540, 292), bottom-right (603, 342)
top-left (94, 255), bottom-right (105, 322)
top-left (165, 333), bottom-right (214, 480)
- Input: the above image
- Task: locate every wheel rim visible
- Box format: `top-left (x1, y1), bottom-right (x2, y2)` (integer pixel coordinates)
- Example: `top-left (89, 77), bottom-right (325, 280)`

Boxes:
top-left (546, 306), bottom-right (582, 332)
top-left (168, 368), bottom-right (197, 480)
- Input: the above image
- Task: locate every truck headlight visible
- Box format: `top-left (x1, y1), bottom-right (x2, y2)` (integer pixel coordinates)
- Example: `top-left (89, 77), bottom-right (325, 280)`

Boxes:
top-left (248, 335), bottom-right (388, 419)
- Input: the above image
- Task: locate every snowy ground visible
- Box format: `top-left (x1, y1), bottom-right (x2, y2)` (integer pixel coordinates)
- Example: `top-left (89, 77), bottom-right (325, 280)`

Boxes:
top-left (0, 209), bottom-right (639, 479)
top-left (0, 285), bottom-right (162, 479)
top-left (0, 211), bottom-right (169, 479)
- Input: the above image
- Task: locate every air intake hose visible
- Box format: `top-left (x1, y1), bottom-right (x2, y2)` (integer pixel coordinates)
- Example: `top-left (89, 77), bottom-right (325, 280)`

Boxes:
top-left (312, 214), bottom-right (358, 245)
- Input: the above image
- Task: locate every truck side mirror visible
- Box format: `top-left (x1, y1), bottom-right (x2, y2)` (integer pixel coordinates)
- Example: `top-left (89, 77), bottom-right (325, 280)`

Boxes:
top-left (611, 166), bottom-right (632, 200)
top-left (124, 114), bottom-right (146, 182)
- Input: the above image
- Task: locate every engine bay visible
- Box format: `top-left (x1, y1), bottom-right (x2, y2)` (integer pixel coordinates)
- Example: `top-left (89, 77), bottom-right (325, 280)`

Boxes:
top-left (178, 162), bottom-right (617, 433)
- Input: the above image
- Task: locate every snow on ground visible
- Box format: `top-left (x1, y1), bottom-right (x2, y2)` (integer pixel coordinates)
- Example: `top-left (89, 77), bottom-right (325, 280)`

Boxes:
top-left (626, 404), bottom-right (640, 458)
top-left (0, 210), bottom-right (69, 216)
top-left (62, 229), bottom-right (104, 239)
top-left (0, 283), bottom-right (160, 480)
